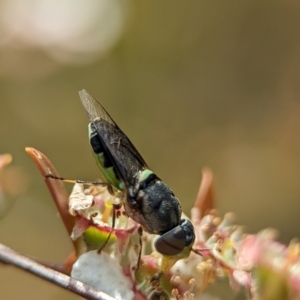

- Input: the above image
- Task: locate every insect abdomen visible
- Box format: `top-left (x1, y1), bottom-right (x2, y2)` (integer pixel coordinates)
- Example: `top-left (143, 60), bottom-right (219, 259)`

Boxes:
top-left (89, 123), bottom-right (123, 190)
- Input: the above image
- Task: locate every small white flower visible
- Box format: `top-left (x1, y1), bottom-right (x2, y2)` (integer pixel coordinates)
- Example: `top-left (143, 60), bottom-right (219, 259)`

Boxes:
top-left (71, 250), bottom-right (134, 300)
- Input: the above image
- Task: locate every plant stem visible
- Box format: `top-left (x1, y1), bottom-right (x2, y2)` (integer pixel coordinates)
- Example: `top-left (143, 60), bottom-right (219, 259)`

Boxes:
top-left (0, 243), bottom-right (115, 300)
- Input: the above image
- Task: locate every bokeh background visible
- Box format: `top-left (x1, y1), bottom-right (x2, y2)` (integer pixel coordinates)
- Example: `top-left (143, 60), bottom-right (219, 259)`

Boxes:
top-left (1, 1), bottom-right (300, 299)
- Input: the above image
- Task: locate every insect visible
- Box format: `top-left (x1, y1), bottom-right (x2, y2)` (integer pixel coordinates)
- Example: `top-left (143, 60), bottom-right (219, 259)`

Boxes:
top-left (48, 90), bottom-right (196, 263)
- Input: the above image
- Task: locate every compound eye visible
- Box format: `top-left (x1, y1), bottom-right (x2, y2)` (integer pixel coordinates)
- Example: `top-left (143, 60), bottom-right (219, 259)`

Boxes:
top-left (154, 226), bottom-right (186, 256)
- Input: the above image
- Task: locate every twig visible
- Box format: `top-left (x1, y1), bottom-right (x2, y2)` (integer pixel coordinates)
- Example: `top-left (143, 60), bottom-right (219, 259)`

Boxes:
top-left (0, 243), bottom-right (115, 300)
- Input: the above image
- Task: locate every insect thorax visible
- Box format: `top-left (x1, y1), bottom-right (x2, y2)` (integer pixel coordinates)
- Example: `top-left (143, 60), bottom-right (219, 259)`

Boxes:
top-left (125, 173), bottom-right (182, 235)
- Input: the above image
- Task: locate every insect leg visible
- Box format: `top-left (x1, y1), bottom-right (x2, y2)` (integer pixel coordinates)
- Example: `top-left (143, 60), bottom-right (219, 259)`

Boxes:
top-left (97, 203), bottom-right (118, 254)
top-left (149, 256), bottom-right (170, 291)
top-left (45, 174), bottom-right (114, 194)
top-left (44, 174), bottom-right (110, 186)
top-left (134, 226), bottom-right (143, 270)
top-left (150, 270), bottom-right (164, 284)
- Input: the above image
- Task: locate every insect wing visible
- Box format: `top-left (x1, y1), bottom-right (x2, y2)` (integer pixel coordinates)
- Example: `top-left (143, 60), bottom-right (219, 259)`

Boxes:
top-left (79, 89), bottom-right (148, 185)
top-left (79, 89), bottom-right (116, 127)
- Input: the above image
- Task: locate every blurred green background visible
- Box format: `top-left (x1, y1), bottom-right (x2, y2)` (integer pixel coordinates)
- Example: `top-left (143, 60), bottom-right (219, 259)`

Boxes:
top-left (1, 1), bottom-right (300, 299)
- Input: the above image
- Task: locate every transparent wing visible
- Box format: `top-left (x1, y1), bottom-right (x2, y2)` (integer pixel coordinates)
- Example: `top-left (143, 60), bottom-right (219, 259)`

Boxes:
top-left (79, 89), bottom-right (116, 126)
top-left (79, 89), bottom-right (148, 183)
